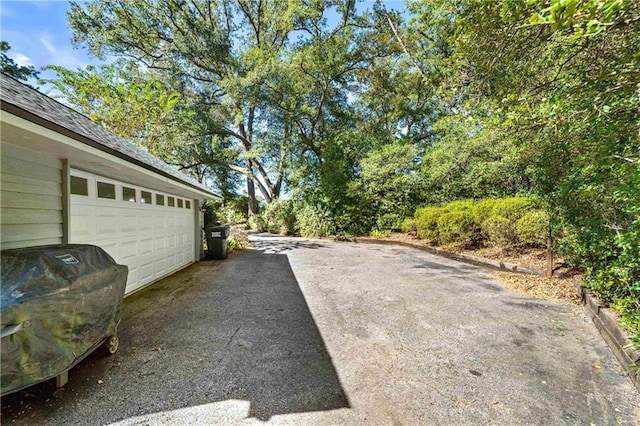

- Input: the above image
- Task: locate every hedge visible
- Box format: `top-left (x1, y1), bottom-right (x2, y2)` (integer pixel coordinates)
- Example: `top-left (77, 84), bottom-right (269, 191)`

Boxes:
top-left (413, 196), bottom-right (548, 249)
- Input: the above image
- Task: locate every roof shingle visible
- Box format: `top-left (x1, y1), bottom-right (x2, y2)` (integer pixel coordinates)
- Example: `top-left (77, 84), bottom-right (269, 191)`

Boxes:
top-left (0, 73), bottom-right (218, 198)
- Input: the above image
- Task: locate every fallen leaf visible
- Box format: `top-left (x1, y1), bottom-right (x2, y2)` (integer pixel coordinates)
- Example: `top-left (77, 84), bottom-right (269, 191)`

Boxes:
top-left (493, 272), bottom-right (580, 305)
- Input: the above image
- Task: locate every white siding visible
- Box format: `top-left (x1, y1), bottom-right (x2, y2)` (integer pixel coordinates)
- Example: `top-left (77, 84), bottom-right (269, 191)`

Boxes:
top-left (1, 142), bottom-right (63, 249)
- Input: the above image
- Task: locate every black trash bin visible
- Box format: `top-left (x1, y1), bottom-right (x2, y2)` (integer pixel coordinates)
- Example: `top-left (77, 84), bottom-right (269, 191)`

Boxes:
top-left (205, 225), bottom-right (231, 260)
top-left (1, 244), bottom-right (128, 395)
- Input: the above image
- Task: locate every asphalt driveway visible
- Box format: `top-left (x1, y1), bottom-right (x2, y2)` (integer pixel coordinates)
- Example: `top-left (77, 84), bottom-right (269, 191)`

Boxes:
top-left (2, 234), bottom-right (638, 424)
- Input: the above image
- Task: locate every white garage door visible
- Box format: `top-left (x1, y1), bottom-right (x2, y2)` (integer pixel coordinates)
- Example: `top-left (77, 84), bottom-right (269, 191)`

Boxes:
top-left (69, 170), bottom-right (195, 295)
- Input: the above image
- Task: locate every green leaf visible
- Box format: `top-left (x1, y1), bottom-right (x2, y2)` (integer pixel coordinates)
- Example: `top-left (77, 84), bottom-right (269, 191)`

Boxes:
top-left (529, 13), bottom-right (547, 24)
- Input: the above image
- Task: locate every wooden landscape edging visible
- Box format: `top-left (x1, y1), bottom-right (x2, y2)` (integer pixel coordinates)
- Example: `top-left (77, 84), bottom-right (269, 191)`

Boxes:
top-left (354, 236), bottom-right (640, 392)
top-left (572, 277), bottom-right (640, 393)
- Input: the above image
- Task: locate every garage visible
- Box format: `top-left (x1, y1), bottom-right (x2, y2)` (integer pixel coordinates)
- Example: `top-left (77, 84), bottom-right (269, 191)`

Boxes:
top-left (69, 170), bottom-right (196, 295)
top-left (1, 74), bottom-right (220, 296)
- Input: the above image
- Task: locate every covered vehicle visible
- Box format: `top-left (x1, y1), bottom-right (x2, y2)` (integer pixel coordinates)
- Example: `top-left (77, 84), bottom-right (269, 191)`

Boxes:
top-left (1, 244), bottom-right (127, 395)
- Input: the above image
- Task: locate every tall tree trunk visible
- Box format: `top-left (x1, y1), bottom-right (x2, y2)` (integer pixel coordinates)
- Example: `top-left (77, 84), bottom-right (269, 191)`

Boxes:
top-left (246, 159), bottom-right (258, 216)
top-left (240, 113), bottom-right (259, 217)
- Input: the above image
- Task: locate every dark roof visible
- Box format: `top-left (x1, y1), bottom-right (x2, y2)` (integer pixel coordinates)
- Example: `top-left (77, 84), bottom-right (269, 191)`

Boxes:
top-left (0, 73), bottom-right (219, 198)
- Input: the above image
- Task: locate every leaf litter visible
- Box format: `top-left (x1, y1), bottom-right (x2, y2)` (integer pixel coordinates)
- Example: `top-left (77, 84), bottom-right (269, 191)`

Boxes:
top-left (492, 272), bottom-right (581, 306)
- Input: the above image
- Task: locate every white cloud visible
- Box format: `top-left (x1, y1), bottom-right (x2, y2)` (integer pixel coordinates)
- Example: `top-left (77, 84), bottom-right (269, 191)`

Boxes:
top-left (11, 53), bottom-right (34, 67)
top-left (39, 35), bottom-right (56, 55)
top-left (1, 5), bottom-right (102, 76)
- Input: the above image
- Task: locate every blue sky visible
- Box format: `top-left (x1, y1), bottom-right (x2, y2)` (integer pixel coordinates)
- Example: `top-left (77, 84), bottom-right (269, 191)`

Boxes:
top-left (1, 0), bottom-right (406, 85)
top-left (1, 1), bottom-right (103, 78)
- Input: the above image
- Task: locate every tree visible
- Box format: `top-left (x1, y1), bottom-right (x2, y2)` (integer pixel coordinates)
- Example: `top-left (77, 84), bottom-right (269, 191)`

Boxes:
top-left (1, 41), bottom-right (39, 82)
top-left (67, 0), bottom-right (361, 216)
top-left (405, 0), bottom-right (639, 341)
top-left (46, 62), bottom-right (244, 196)
top-left (45, 64), bottom-right (180, 153)
top-left (350, 142), bottom-right (423, 230)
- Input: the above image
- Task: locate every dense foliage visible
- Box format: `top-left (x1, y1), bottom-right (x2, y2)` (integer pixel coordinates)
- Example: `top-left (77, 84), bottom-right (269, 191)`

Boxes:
top-left (411, 197), bottom-right (546, 249)
top-left (55, 1), bottom-right (638, 341)
top-left (405, 0), bottom-right (638, 343)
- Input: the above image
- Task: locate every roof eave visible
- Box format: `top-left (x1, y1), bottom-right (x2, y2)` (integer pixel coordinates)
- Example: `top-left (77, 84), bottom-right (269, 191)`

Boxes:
top-left (1, 101), bottom-right (221, 200)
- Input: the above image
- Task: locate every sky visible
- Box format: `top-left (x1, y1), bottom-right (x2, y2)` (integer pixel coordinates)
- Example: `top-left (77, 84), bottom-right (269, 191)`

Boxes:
top-left (1, 1), bottom-right (104, 83)
top-left (0, 0), bottom-right (406, 88)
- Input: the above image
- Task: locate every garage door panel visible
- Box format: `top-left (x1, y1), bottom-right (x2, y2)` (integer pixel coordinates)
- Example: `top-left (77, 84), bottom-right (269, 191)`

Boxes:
top-left (122, 215), bottom-right (137, 233)
top-left (127, 267), bottom-right (138, 285)
top-left (96, 214), bottom-right (118, 235)
top-left (70, 203), bottom-right (92, 214)
top-left (154, 215), bottom-right (165, 230)
top-left (140, 262), bottom-right (154, 284)
top-left (71, 213), bottom-right (92, 238)
top-left (154, 259), bottom-right (166, 277)
top-left (140, 215), bottom-right (153, 231)
top-left (121, 240), bottom-right (137, 260)
top-left (154, 236), bottom-right (166, 250)
top-left (140, 238), bottom-right (153, 255)
top-left (70, 170), bottom-right (196, 295)
top-left (166, 216), bottom-right (176, 228)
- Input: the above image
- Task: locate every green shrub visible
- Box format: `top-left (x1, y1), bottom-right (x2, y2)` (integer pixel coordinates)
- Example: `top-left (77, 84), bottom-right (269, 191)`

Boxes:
top-left (295, 203), bottom-right (336, 237)
top-left (611, 294), bottom-right (640, 340)
top-left (414, 200), bottom-right (479, 246)
top-left (415, 206), bottom-right (444, 242)
top-left (472, 198), bottom-right (498, 226)
top-left (444, 199), bottom-right (483, 247)
top-left (217, 203), bottom-right (247, 224)
top-left (228, 229), bottom-right (250, 251)
top-left (483, 197), bottom-right (538, 246)
top-left (260, 200), bottom-right (297, 235)
top-left (446, 199), bottom-right (475, 212)
top-left (484, 215), bottom-right (515, 246)
top-left (517, 210), bottom-right (550, 247)
top-left (370, 229), bottom-right (391, 238)
top-left (436, 209), bottom-right (476, 246)
top-left (579, 220), bottom-right (640, 348)
top-left (247, 215), bottom-right (266, 232)
top-left (400, 218), bottom-right (416, 233)
top-left (412, 196), bottom-right (544, 248)
top-left (376, 213), bottom-right (402, 232)
top-left (491, 197), bottom-right (538, 220)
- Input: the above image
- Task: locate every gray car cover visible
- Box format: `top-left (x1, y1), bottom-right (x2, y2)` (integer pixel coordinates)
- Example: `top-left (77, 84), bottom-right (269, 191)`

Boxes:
top-left (1, 244), bottom-right (127, 395)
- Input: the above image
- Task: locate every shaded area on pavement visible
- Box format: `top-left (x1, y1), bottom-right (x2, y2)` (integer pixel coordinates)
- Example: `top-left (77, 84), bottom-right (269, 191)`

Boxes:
top-left (249, 233), bottom-right (328, 254)
top-left (1, 247), bottom-right (349, 424)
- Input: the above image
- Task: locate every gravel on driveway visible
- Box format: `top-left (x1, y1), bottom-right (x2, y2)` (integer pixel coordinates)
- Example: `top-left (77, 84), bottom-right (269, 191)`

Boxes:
top-left (2, 234), bottom-right (638, 425)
